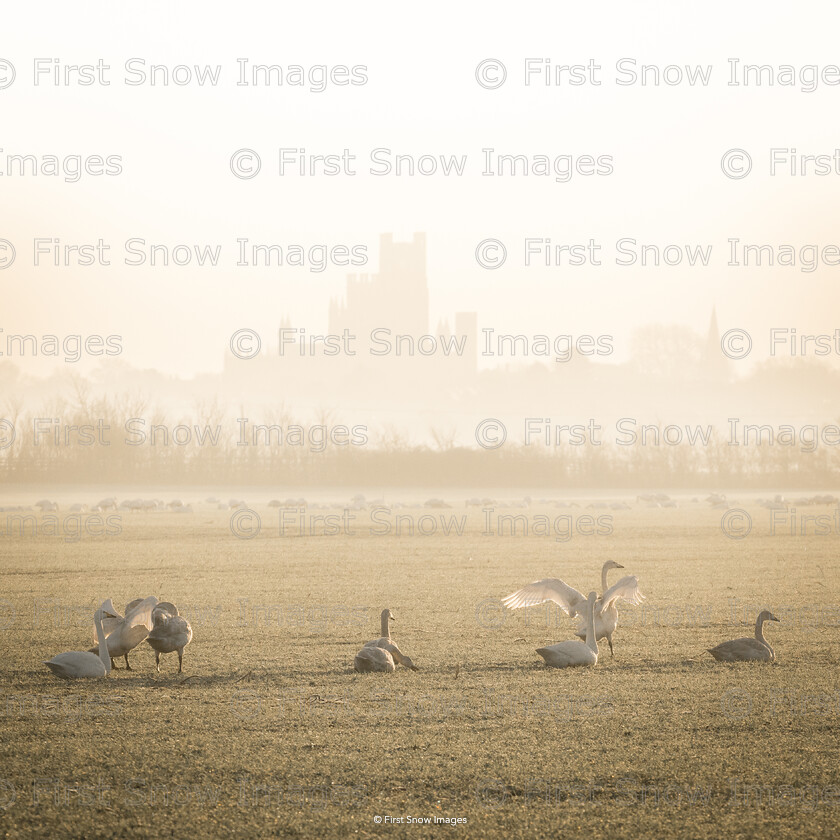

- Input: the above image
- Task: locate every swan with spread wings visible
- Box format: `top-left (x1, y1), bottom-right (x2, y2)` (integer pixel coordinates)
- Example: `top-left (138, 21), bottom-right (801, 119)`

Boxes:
top-left (89, 596), bottom-right (159, 670)
top-left (502, 560), bottom-right (645, 656)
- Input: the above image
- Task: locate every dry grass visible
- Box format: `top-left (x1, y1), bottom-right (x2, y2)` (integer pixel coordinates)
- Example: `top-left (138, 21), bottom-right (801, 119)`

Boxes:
top-left (0, 502), bottom-right (838, 838)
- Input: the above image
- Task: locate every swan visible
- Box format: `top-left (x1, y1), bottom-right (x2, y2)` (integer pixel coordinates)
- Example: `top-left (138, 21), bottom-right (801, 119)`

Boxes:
top-left (146, 602), bottom-right (193, 673)
top-left (364, 608), bottom-right (396, 649)
top-left (354, 643), bottom-right (417, 672)
top-left (536, 591), bottom-right (599, 668)
top-left (90, 596), bottom-right (158, 669)
top-left (44, 606), bottom-right (115, 679)
top-left (357, 608), bottom-right (418, 671)
top-left (707, 610), bottom-right (779, 662)
top-left (502, 561), bottom-right (644, 655)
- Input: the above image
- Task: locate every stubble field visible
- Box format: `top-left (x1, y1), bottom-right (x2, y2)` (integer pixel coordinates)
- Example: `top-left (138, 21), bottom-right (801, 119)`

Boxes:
top-left (0, 499), bottom-right (838, 839)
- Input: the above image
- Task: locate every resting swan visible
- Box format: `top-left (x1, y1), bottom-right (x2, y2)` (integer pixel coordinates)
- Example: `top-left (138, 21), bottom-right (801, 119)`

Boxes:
top-left (355, 608), bottom-right (418, 672)
top-left (503, 561), bottom-right (644, 656)
top-left (90, 596), bottom-right (158, 669)
top-left (45, 607), bottom-right (114, 679)
top-left (146, 602), bottom-right (193, 673)
top-left (707, 610), bottom-right (779, 662)
top-left (536, 591), bottom-right (599, 668)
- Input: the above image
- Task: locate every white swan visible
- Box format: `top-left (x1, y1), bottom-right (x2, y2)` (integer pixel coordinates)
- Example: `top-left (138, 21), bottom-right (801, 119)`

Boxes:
top-left (536, 591), bottom-right (599, 668)
top-left (45, 607), bottom-right (114, 679)
top-left (146, 602), bottom-right (193, 673)
top-left (355, 608), bottom-right (418, 671)
top-left (90, 596), bottom-right (158, 669)
top-left (707, 610), bottom-right (779, 662)
top-left (355, 646), bottom-right (397, 672)
top-left (502, 561), bottom-right (644, 655)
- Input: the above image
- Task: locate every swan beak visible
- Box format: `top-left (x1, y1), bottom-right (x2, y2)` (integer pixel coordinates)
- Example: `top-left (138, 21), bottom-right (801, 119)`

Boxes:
top-left (615, 563), bottom-right (625, 569)
top-left (769, 614), bottom-right (780, 622)
top-left (410, 664), bottom-right (419, 671)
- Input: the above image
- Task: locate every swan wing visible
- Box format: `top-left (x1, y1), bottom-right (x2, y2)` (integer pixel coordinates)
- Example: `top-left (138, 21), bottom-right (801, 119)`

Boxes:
top-left (94, 599), bottom-right (123, 642)
top-left (124, 596), bottom-right (159, 633)
top-left (502, 578), bottom-right (586, 616)
top-left (599, 575), bottom-right (645, 613)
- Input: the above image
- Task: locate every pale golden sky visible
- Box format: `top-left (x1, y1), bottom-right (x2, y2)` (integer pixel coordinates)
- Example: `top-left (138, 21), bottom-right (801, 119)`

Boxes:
top-left (3, 0), bottom-right (839, 376)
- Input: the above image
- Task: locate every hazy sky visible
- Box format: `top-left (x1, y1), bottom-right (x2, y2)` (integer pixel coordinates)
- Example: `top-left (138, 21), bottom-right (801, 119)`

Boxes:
top-left (4, 1), bottom-right (840, 376)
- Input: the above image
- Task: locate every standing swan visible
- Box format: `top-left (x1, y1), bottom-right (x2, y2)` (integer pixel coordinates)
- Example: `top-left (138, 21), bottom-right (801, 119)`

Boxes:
top-left (44, 607), bottom-right (114, 679)
top-left (536, 591), bottom-right (599, 668)
top-left (503, 561), bottom-right (644, 656)
top-left (355, 608), bottom-right (418, 672)
top-left (89, 596), bottom-right (159, 670)
top-left (146, 602), bottom-right (193, 673)
top-left (707, 610), bottom-right (780, 662)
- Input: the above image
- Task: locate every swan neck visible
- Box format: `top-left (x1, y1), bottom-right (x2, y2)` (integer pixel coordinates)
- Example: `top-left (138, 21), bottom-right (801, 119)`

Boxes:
top-left (754, 615), bottom-right (766, 642)
top-left (381, 612), bottom-right (390, 639)
top-left (94, 614), bottom-right (111, 674)
top-left (601, 564), bottom-right (610, 594)
top-left (586, 599), bottom-right (598, 653)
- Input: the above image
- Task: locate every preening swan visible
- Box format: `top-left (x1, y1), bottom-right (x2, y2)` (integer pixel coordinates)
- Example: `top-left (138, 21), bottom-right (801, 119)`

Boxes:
top-left (503, 561), bottom-right (644, 655)
top-left (90, 596), bottom-right (158, 669)
top-left (536, 591), bottom-right (599, 668)
top-left (355, 608), bottom-right (418, 672)
top-left (707, 610), bottom-right (779, 662)
top-left (44, 607), bottom-right (115, 679)
top-left (146, 602), bottom-right (193, 673)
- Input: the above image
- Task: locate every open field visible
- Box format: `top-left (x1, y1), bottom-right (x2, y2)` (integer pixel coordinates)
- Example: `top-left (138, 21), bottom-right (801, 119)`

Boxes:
top-left (1, 499), bottom-right (839, 839)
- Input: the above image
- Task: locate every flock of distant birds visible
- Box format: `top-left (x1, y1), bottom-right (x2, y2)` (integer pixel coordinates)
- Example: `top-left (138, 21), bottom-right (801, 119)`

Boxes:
top-left (7, 491), bottom-right (839, 516)
top-left (23, 490), bottom-right (807, 679)
top-left (353, 560), bottom-right (781, 673)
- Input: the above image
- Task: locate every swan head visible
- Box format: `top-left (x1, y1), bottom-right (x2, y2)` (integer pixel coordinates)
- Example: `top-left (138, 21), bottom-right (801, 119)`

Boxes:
top-left (381, 608), bottom-right (395, 622)
top-left (401, 656), bottom-right (418, 671)
top-left (99, 598), bottom-right (118, 616)
top-left (587, 591), bottom-right (598, 603)
top-left (94, 606), bottom-right (118, 622)
top-left (758, 610), bottom-right (780, 623)
top-left (603, 561), bottom-right (624, 571)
